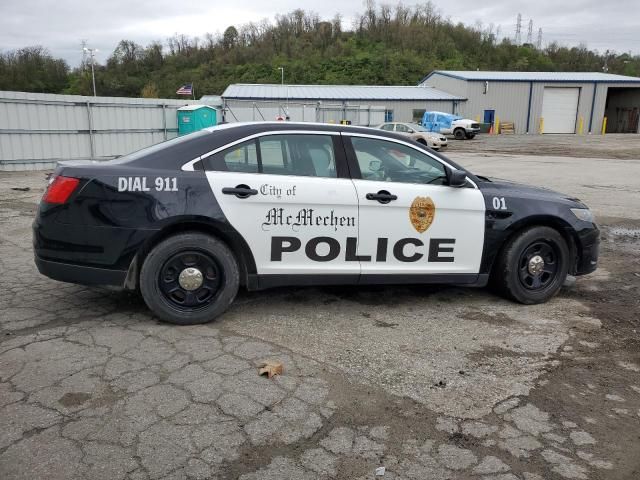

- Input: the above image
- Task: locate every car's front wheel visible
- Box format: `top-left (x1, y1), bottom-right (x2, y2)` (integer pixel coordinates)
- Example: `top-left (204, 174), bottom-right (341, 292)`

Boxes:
top-left (492, 226), bottom-right (569, 304)
top-left (454, 128), bottom-right (466, 140)
top-left (140, 232), bottom-right (239, 324)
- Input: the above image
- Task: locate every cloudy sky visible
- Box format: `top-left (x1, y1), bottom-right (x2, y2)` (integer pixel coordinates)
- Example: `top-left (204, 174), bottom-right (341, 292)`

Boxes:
top-left (1, 0), bottom-right (638, 66)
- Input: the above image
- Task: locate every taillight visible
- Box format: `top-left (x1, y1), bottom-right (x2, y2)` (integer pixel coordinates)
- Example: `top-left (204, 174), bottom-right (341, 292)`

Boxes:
top-left (43, 176), bottom-right (80, 204)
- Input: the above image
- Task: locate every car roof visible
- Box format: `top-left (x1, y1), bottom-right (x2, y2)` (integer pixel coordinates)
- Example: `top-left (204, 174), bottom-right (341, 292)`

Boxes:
top-left (99, 121), bottom-right (464, 172)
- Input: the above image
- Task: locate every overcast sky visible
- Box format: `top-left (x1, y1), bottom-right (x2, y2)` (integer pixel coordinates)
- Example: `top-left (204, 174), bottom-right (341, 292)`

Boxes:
top-left (1, 0), bottom-right (638, 66)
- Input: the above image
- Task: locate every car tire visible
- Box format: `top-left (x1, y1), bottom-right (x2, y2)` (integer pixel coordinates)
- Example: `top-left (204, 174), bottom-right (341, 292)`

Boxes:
top-left (454, 128), bottom-right (466, 140)
top-left (140, 232), bottom-right (239, 325)
top-left (492, 226), bottom-right (569, 304)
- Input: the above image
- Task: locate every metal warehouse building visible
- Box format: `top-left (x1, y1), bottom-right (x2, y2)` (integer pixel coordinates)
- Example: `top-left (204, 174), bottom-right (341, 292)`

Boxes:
top-left (421, 71), bottom-right (640, 134)
top-left (221, 84), bottom-right (465, 126)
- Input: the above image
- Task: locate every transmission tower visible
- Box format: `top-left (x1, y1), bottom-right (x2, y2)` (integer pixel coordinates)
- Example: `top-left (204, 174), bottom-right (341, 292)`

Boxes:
top-left (527, 19), bottom-right (533, 44)
top-left (81, 39), bottom-right (88, 66)
top-left (496, 25), bottom-right (502, 43)
top-left (515, 14), bottom-right (522, 45)
top-left (537, 28), bottom-right (543, 49)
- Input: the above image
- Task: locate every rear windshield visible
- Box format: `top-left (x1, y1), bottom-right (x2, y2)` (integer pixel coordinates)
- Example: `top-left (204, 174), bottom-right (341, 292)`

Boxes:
top-left (105, 130), bottom-right (210, 166)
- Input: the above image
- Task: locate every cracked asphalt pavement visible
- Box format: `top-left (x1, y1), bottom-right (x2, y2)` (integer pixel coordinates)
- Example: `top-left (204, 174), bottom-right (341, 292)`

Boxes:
top-left (1, 148), bottom-right (639, 479)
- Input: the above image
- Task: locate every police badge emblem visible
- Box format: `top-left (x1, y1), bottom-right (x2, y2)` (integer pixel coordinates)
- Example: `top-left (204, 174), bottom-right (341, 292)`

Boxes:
top-left (409, 196), bottom-right (435, 233)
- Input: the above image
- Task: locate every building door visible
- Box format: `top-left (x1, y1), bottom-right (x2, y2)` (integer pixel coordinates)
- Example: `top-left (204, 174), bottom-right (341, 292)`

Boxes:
top-left (483, 110), bottom-right (495, 126)
top-left (541, 87), bottom-right (580, 133)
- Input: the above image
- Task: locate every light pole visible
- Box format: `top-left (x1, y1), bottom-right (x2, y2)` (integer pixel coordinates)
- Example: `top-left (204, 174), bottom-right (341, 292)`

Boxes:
top-left (83, 47), bottom-right (98, 96)
top-left (277, 67), bottom-right (289, 119)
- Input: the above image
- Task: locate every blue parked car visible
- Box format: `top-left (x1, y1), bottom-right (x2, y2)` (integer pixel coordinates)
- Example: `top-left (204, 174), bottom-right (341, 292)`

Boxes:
top-left (421, 111), bottom-right (480, 140)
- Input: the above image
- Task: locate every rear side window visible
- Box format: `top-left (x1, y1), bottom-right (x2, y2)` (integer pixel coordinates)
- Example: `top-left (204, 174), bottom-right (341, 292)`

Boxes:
top-left (206, 139), bottom-right (259, 173)
top-left (204, 134), bottom-right (337, 178)
top-left (380, 124), bottom-right (395, 131)
top-left (259, 135), bottom-right (336, 178)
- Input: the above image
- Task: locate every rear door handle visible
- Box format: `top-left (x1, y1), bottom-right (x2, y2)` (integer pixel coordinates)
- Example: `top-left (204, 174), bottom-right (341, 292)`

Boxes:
top-left (366, 190), bottom-right (397, 204)
top-left (222, 184), bottom-right (258, 198)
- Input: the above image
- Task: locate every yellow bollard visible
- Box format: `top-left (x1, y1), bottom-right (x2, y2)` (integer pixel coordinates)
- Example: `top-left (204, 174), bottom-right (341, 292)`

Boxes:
top-left (601, 117), bottom-right (608, 135)
top-left (539, 117), bottom-right (544, 134)
top-left (495, 116), bottom-right (500, 135)
top-left (578, 116), bottom-right (584, 135)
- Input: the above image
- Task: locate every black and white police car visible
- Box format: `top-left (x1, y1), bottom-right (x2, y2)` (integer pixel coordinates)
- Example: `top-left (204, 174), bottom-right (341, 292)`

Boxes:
top-left (34, 122), bottom-right (599, 325)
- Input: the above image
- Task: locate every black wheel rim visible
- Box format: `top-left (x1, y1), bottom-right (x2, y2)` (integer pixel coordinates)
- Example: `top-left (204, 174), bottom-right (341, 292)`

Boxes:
top-left (158, 250), bottom-right (221, 311)
top-left (517, 240), bottom-right (559, 291)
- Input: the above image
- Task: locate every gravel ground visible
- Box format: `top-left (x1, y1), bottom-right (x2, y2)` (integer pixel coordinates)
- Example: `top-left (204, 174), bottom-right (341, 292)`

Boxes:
top-left (1, 141), bottom-right (639, 480)
top-left (449, 133), bottom-right (640, 160)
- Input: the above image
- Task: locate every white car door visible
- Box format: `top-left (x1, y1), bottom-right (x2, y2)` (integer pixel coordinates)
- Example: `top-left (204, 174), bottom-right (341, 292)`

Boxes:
top-left (344, 133), bottom-right (485, 277)
top-left (204, 132), bottom-right (360, 277)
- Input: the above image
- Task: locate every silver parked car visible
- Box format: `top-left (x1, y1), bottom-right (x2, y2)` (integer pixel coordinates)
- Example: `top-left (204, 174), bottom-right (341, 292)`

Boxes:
top-left (376, 122), bottom-right (448, 150)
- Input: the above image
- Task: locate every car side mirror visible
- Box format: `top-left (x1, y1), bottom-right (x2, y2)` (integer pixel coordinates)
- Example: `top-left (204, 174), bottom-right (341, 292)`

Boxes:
top-left (447, 167), bottom-right (468, 187)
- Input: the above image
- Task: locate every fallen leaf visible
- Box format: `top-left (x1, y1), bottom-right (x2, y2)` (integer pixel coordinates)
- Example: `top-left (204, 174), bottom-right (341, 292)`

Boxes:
top-left (258, 361), bottom-right (283, 379)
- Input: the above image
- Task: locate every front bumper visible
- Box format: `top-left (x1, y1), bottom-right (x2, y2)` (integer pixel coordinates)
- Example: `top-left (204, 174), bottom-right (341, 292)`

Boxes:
top-left (35, 254), bottom-right (127, 287)
top-left (574, 225), bottom-right (599, 276)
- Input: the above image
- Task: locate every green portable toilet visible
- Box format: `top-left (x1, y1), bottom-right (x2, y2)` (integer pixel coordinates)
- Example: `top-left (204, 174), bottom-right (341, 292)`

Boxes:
top-left (177, 105), bottom-right (217, 136)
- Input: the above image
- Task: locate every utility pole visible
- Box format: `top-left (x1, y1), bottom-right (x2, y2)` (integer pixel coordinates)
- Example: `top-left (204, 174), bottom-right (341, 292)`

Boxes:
top-left (527, 19), bottom-right (533, 45)
top-left (515, 14), bottom-right (522, 45)
top-left (83, 46), bottom-right (98, 96)
top-left (602, 50), bottom-right (610, 73)
top-left (537, 28), bottom-right (543, 49)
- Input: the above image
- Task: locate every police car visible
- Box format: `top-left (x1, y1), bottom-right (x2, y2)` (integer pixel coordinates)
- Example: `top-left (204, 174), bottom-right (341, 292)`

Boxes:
top-left (33, 122), bottom-right (599, 325)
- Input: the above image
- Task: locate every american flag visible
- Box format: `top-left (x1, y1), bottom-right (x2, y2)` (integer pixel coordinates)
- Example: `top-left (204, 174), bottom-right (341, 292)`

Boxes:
top-left (176, 83), bottom-right (193, 95)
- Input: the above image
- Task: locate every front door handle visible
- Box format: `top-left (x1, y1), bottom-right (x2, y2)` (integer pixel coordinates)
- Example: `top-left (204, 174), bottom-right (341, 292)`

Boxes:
top-left (222, 184), bottom-right (258, 198)
top-left (366, 190), bottom-right (397, 204)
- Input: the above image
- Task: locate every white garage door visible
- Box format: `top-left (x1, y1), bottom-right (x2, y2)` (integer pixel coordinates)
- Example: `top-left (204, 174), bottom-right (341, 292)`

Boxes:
top-left (541, 87), bottom-right (580, 133)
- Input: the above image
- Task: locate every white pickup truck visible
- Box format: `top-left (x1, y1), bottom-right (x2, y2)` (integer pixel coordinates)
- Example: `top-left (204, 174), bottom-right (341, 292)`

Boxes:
top-left (421, 111), bottom-right (480, 140)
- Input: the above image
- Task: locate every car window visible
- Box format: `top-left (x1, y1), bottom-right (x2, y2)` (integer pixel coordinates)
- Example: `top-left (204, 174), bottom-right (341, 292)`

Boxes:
top-left (351, 137), bottom-right (447, 185)
top-left (395, 124), bottom-right (410, 133)
top-left (380, 124), bottom-right (395, 131)
top-left (206, 139), bottom-right (259, 173)
top-left (259, 135), bottom-right (337, 178)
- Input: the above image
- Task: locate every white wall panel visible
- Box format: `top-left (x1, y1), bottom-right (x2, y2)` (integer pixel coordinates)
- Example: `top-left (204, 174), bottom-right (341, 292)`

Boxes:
top-left (0, 91), bottom-right (198, 170)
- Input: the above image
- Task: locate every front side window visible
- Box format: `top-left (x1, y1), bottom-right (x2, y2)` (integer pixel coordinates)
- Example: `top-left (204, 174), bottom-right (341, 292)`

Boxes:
top-left (259, 135), bottom-right (337, 178)
top-left (395, 124), bottom-right (411, 133)
top-left (350, 137), bottom-right (447, 185)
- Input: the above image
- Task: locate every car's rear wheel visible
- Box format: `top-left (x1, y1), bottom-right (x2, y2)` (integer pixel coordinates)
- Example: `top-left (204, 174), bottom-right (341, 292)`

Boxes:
top-left (140, 232), bottom-right (239, 324)
top-left (492, 226), bottom-right (569, 304)
top-left (454, 128), bottom-right (466, 140)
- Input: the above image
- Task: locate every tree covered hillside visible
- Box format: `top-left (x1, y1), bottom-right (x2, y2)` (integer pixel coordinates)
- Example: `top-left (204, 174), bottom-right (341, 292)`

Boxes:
top-left (1, 2), bottom-right (639, 98)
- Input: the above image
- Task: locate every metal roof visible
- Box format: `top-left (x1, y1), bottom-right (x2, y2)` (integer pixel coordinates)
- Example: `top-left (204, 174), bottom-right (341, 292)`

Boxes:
top-left (222, 84), bottom-right (465, 101)
top-left (422, 70), bottom-right (640, 83)
top-left (177, 104), bottom-right (216, 111)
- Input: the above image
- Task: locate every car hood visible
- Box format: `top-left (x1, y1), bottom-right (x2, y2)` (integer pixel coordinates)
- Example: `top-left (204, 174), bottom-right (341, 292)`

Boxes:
top-left (477, 176), bottom-right (586, 207)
